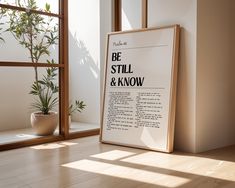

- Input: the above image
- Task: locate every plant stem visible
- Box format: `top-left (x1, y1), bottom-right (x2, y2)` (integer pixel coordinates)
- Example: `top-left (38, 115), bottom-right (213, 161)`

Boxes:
top-left (28, 15), bottom-right (43, 112)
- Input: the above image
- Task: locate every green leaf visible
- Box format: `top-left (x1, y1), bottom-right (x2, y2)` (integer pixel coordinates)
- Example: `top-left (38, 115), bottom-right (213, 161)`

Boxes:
top-left (37, 80), bottom-right (46, 85)
top-left (0, 37), bottom-right (5, 42)
top-left (69, 100), bottom-right (86, 115)
top-left (45, 3), bottom-right (51, 12)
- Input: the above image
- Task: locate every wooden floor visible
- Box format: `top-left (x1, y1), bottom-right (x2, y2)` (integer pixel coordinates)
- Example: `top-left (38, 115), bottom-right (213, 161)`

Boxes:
top-left (0, 136), bottom-right (235, 188)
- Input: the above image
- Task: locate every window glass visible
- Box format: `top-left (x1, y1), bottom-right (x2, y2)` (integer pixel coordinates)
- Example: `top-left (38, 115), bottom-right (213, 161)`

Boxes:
top-left (0, 67), bottom-right (60, 144)
top-left (0, 0), bottom-right (59, 14)
top-left (0, 9), bottom-right (59, 63)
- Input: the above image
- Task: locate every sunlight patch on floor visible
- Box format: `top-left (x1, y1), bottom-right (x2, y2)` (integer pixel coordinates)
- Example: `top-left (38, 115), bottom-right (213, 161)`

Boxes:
top-left (121, 151), bottom-right (235, 182)
top-left (30, 141), bottom-right (77, 150)
top-left (91, 150), bottom-right (136, 161)
top-left (62, 159), bottom-right (190, 187)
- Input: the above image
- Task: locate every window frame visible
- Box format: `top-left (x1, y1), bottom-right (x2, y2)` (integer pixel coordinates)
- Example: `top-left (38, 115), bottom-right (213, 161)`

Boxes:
top-left (0, 0), bottom-right (69, 150)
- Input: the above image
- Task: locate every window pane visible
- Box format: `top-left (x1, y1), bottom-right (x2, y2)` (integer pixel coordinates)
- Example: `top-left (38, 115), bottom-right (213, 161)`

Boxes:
top-left (0, 67), bottom-right (60, 144)
top-left (122, 0), bottom-right (142, 30)
top-left (0, 11), bottom-right (59, 63)
top-left (0, 0), bottom-right (59, 14)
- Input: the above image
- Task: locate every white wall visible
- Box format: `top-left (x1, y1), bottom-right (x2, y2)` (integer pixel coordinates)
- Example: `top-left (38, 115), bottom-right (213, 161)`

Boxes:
top-left (69, 0), bottom-right (111, 124)
top-left (196, 0), bottom-right (234, 152)
top-left (69, 0), bottom-right (100, 124)
top-left (100, 1), bottom-right (112, 105)
top-left (148, 0), bottom-right (197, 152)
top-left (148, 0), bottom-right (235, 152)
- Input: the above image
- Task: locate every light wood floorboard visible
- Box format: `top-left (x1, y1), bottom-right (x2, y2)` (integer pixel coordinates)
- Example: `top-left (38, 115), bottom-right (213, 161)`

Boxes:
top-left (0, 136), bottom-right (235, 188)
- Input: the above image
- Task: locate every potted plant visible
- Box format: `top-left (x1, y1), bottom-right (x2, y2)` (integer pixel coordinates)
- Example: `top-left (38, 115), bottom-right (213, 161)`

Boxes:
top-left (68, 100), bottom-right (86, 127)
top-left (4, 0), bottom-right (59, 135)
top-left (30, 60), bottom-right (59, 135)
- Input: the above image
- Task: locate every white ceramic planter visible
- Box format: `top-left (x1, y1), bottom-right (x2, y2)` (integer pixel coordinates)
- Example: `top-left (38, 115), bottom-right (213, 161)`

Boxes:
top-left (31, 111), bottom-right (58, 136)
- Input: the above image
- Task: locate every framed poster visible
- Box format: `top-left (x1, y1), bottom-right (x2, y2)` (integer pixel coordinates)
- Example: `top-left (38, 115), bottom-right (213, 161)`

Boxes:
top-left (100, 25), bottom-right (180, 153)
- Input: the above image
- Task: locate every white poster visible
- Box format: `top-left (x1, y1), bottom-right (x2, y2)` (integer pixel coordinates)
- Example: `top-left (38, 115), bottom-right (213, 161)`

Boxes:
top-left (101, 26), bottom-right (180, 152)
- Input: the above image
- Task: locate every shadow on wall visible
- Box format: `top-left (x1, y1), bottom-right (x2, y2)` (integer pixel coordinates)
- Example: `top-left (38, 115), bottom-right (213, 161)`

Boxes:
top-left (69, 32), bottom-right (100, 124)
top-left (174, 27), bottom-right (194, 151)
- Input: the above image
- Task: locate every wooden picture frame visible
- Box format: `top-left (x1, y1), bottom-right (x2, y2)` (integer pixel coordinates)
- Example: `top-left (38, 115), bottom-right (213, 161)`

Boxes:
top-left (100, 25), bottom-right (180, 153)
